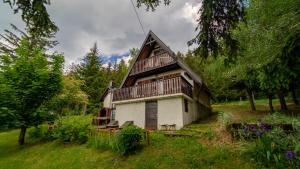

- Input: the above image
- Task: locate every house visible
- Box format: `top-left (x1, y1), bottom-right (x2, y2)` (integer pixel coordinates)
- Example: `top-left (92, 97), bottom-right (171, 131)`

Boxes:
top-left (100, 31), bottom-right (212, 130)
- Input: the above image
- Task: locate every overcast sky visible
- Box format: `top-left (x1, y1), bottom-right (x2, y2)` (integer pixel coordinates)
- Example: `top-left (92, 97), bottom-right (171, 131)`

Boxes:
top-left (0, 1), bottom-right (200, 67)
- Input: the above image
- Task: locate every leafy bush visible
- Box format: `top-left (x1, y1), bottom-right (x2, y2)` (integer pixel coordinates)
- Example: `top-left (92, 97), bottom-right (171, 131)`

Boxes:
top-left (112, 125), bottom-right (144, 155)
top-left (28, 124), bottom-right (58, 141)
top-left (28, 127), bottom-right (44, 139)
top-left (55, 116), bottom-right (92, 144)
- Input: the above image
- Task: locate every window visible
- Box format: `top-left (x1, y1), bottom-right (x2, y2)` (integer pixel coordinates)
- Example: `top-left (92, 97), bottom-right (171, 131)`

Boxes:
top-left (184, 99), bottom-right (189, 112)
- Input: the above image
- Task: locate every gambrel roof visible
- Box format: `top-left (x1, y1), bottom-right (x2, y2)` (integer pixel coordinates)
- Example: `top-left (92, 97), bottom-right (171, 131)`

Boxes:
top-left (120, 30), bottom-right (211, 95)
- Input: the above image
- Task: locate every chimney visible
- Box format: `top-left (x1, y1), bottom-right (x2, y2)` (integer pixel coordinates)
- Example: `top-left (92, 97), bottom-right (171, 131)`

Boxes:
top-left (109, 80), bottom-right (114, 89)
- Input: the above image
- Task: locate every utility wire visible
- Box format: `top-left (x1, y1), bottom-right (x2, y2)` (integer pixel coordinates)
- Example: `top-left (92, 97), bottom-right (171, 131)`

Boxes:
top-left (130, 0), bottom-right (146, 37)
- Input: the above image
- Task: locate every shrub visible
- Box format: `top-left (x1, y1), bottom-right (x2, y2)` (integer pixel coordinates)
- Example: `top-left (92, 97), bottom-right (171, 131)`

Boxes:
top-left (55, 116), bottom-right (92, 144)
top-left (28, 124), bottom-right (58, 141)
top-left (245, 118), bottom-right (300, 169)
top-left (112, 125), bottom-right (144, 155)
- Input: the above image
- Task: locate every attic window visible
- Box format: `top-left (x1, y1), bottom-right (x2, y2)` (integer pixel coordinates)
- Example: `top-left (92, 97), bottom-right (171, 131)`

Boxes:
top-left (184, 99), bottom-right (189, 112)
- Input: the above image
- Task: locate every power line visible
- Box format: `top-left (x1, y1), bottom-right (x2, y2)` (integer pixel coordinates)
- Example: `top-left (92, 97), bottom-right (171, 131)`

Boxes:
top-left (130, 0), bottom-right (146, 37)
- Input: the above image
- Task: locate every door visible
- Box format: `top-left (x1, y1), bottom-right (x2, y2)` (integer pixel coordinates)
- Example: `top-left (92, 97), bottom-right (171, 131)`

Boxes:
top-left (145, 101), bottom-right (158, 130)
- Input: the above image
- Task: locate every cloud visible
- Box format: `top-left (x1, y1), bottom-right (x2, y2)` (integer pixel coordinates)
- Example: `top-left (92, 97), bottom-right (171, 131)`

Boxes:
top-left (0, 0), bottom-right (201, 67)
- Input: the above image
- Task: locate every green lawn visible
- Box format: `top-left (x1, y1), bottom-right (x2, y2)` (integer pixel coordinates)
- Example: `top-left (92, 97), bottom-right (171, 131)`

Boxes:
top-left (1, 99), bottom-right (297, 169)
top-left (0, 130), bottom-right (258, 169)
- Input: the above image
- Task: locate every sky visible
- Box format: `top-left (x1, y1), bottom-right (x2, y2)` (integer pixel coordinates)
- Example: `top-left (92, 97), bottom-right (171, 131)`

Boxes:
top-left (0, 1), bottom-right (201, 67)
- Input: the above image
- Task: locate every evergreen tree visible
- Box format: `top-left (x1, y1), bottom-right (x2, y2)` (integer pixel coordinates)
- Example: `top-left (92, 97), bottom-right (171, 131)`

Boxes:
top-left (114, 59), bottom-right (128, 87)
top-left (75, 43), bottom-right (107, 114)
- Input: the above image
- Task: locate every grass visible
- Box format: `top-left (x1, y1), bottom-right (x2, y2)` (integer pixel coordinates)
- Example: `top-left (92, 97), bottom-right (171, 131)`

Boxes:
top-left (0, 130), bottom-right (258, 169)
top-left (0, 99), bottom-right (298, 169)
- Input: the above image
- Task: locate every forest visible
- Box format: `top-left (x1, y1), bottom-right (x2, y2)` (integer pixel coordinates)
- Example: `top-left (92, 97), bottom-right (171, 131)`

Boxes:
top-left (0, 0), bottom-right (299, 169)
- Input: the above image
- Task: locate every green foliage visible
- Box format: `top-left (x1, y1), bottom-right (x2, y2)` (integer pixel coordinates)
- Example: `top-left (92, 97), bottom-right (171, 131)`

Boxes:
top-left (0, 129), bottom-right (259, 169)
top-left (231, 0), bottom-right (300, 104)
top-left (128, 47), bottom-right (139, 67)
top-left (69, 43), bottom-right (106, 114)
top-left (113, 125), bottom-right (144, 155)
top-left (218, 112), bottom-right (233, 127)
top-left (0, 38), bottom-right (64, 144)
top-left (54, 116), bottom-right (92, 144)
top-left (264, 112), bottom-right (300, 131)
top-left (242, 115), bottom-right (300, 168)
top-left (183, 51), bottom-right (244, 101)
top-left (4, 0), bottom-right (58, 38)
top-left (68, 44), bottom-right (130, 112)
top-left (48, 76), bottom-right (88, 116)
top-left (89, 134), bottom-right (111, 150)
top-left (27, 124), bottom-right (56, 140)
top-left (88, 125), bottom-right (144, 155)
top-left (248, 128), bottom-right (300, 168)
top-left (188, 0), bottom-right (245, 60)
top-left (136, 0), bottom-right (170, 11)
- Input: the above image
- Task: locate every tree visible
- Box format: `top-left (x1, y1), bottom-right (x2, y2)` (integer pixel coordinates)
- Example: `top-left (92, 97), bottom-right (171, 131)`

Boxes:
top-left (137, 0), bottom-right (245, 61)
top-left (1, 0), bottom-right (58, 57)
top-left (72, 43), bottom-right (106, 114)
top-left (136, 0), bottom-right (170, 11)
top-left (114, 59), bottom-right (128, 87)
top-left (0, 39), bottom-right (64, 145)
top-left (3, 0), bottom-right (58, 39)
top-left (188, 0), bottom-right (245, 61)
top-left (128, 48), bottom-right (140, 67)
top-left (48, 76), bottom-right (88, 116)
top-left (231, 0), bottom-right (300, 111)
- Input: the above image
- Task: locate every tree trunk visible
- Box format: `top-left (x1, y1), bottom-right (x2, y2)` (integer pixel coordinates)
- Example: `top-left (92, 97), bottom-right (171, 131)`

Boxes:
top-left (246, 88), bottom-right (256, 111)
top-left (18, 127), bottom-right (27, 145)
top-left (277, 90), bottom-right (288, 111)
top-left (268, 94), bottom-right (274, 113)
top-left (291, 85), bottom-right (299, 105)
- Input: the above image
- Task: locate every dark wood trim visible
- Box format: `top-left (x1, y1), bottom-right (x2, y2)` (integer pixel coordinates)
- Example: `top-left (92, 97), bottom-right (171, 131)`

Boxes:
top-left (113, 77), bottom-right (192, 102)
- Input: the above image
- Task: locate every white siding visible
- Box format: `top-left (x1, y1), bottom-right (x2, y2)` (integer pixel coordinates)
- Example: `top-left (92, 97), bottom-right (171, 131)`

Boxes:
top-left (103, 92), bottom-right (112, 108)
top-left (182, 98), bottom-right (196, 126)
top-left (157, 97), bottom-right (184, 130)
top-left (115, 102), bottom-right (145, 128)
top-left (114, 92), bottom-right (209, 130)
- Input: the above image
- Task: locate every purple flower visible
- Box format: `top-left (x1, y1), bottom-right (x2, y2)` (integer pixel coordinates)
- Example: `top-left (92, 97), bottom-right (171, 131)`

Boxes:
top-left (259, 121), bottom-right (270, 132)
top-left (286, 151), bottom-right (297, 160)
top-left (248, 124), bottom-right (257, 131)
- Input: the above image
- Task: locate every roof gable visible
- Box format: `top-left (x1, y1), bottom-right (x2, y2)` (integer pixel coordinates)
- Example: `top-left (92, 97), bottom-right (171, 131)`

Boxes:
top-left (120, 31), bottom-right (209, 94)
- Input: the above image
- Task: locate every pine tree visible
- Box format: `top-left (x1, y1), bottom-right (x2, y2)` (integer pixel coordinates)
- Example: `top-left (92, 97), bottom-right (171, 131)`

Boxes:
top-left (76, 43), bottom-right (107, 114)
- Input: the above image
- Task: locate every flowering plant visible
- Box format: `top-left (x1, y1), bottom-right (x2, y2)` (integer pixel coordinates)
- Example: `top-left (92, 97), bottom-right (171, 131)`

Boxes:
top-left (245, 119), bottom-right (300, 168)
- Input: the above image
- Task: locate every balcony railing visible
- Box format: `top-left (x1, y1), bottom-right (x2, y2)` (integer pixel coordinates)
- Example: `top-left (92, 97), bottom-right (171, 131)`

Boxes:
top-left (113, 77), bottom-right (192, 101)
top-left (130, 53), bottom-right (175, 75)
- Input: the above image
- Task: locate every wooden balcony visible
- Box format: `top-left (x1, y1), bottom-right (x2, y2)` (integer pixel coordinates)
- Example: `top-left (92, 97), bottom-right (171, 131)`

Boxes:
top-left (113, 77), bottom-right (192, 102)
top-left (130, 53), bottom-right (175, 75)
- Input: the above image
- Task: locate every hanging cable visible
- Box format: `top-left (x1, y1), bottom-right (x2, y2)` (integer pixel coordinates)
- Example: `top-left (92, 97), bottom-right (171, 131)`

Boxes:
top-left (130, 0), bottom-right (146, 37)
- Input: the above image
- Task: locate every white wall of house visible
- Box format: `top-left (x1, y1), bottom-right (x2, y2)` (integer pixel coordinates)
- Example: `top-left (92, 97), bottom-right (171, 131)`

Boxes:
top-left (103, 92), bottom-right (113, 108)
top-left (115, 101), bottom-right (145, 128)
top-left (114, 96), bottom-right (194, 130)
top-left (157, 97), bottom-right (184, 130)
top-left (112, 79), bottom-right (212, 130)
top-left (182, 98), bottom-right (196, 126)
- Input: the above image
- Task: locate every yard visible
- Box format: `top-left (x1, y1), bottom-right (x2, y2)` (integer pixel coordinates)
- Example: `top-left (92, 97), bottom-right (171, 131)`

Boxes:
top-left (0, 99), bottom-right (298, 169)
